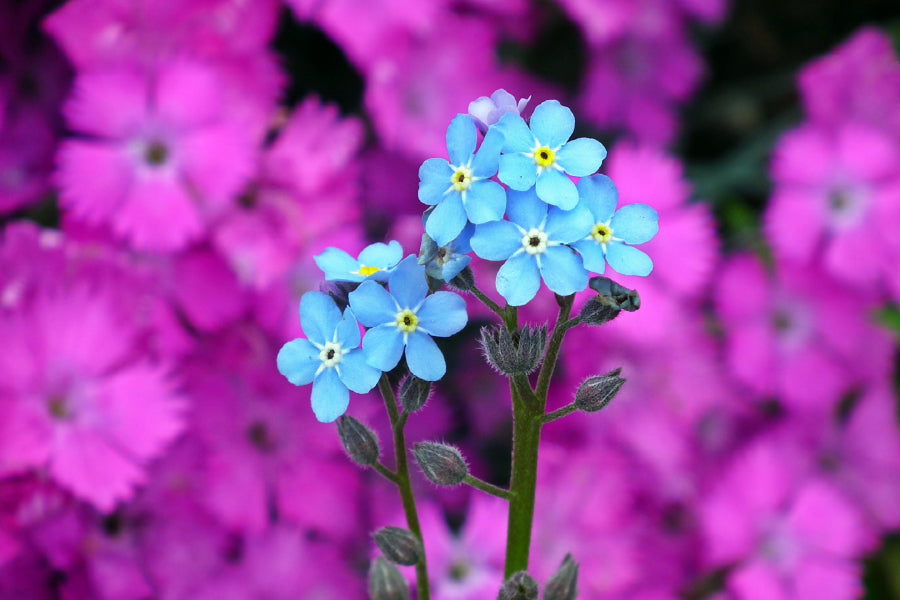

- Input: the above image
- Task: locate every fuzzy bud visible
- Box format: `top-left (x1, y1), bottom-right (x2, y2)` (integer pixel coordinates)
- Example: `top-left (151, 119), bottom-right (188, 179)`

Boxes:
top-left (588, 277), bottom-right (640, 311)
top-left (413, 442), bottom-right (468, 486)
top-left (368, 556), bottom-right (409, 600)
top-left (543, 554), bottom-right (578, 600)
top-left (480, 325), bottom-right (546, 375)
top-left (497, 571), bottom-right (539, 600)
top-left (574, 369), bottom-right (625, 413)
top-left (373, 527), bottom-right (422, 566)
top-left (578, 296), bottom-right (621, 326)
top-left (399, 376), bottom-right (431, 413)
top-left (336, 416), bottom-right (380, 467)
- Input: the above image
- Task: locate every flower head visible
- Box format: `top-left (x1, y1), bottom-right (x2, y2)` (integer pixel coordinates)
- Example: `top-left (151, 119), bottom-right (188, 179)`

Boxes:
top-left (418, 224), bottom-right (474, 283)
top-left (314, 240), bottom-right (403, 283)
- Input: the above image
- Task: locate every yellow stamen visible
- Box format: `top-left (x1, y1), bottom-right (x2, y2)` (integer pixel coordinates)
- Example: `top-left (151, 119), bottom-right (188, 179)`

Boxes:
top-left (533, 146), bottom-right (555, 169)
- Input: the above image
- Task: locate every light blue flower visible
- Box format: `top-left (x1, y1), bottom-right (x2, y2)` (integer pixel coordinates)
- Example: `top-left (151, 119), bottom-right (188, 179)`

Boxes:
top-left (496, 100), bottom-right (607, 210)
top-left (570, 175), bottom-right (658, 277)
top-left (418, 115), bottom-right (506, 247)
top-left (418, 223), bottom-right (474, 282)
top-left (277, 292), bottom-right (381, 423)
top-left (470, 188), bottom-right (593, 306)
top-left (314, 240), bottom-right (403, 283)
top-left (348, 256), bottom-right (467, 381)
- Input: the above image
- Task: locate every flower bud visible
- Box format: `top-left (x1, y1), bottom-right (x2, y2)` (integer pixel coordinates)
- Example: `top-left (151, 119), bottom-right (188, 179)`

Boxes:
top-left (497, 571), bottom-right (538, 600)
top-left (368, 556), bottom-right (409, 600)
top-left (578, 296), bottom-right (621, 326)
top-left (480, 325), bottom-right (546, 375)
top-left (543, 554), bottom-right (578, 600)
top-left (574, 369), bottom-right (625, 413)
top-left (413, 442), bottom-right (468, 486)
top-left (336, 415), bottom-right (380, 467)
top-left (399, 376), bottom-right (431, 413)
top-left (588, 277), bottom-right (640, 311)
top-left (373, 526), bottom-right (422, 566)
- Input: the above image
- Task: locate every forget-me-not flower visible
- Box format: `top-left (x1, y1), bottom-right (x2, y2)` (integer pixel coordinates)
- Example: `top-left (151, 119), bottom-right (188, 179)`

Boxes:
top-left (470, 188), bottom-right (594, 306)
top-left (468, 89), bottom-right (531, 132)
top-left (418, 115), bottom-right (506, 247)
top-left (496, 100), bottom-right (607, 210)
top-left (314, 240), bottom-right (403, 282)
top-left (348, 256), bottom-right (467, 381)
top-left (277, 292), bottom-right (381, 423)
top-left (418, 223), bottom-right (474, 283)
top-left (570, 174), bottom-right (658, 276)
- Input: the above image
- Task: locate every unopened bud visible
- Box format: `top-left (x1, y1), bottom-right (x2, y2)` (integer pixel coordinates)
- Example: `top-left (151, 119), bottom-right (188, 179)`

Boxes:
top-left (498, 571), bottom-right (538, 600)
top-left (449, 265), bottom-right (475, 291)
top-left (543, 554), bottom-right (578, 600)
top-left (399, 376), bottom-right (431, 413)
top-left (368, 556), bottom-right (409, 600)
top-left (413, 442), bottom-right (468, 486)
top-left (579, 296), bottom-right (621, 326)
top-left (588, 277), bottom-right (640, 311)
top-left (337, 416), bottom-right (380, 467)
top-left (373, 526), bottom-right (422, 566)
top-left (480, 325), bottom-right (546, 375)
top-left (574, 369), bottom-right (624, 413)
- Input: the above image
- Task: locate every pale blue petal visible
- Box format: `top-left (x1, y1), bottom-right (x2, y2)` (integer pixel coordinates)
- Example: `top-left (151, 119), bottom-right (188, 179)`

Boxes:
top-left (506, 188), bottom-right (547, 229)
top-left (471, 221), bottom-right (522, 261)
top-left (362, 323), bottom-right (405, 371)
top-left (610, 204), bottom-right (659, 245)
top-left (419, 160), bottom-right (453, 206)
top-left (405, 332), bottom-right (446, 381)
top-left (388, 256), bottom-right (428, 309)
top-left (335, 308), bottom-right (361, 348)
top-left (338, 350), bottom-right (381, 393)
top-left (464, 180), bottom-right (506, 224)
top-left (311, 368), bottom-right (349, 423)
top-left (536, 169), bottom-right (578, 210)
top-left (570, 239), bottom-right (607, 274)
top-left (348, 281), bottom-right (397, 327)
top-left (555, 138), bottom-right (607, 177)
top-left (498, 152), bottom-right (537, 191)
top-left (576, 174), bottom-right (618, 222)
top-left (300, 291), bottom-right (341, 345)
top-left (277, 339), bottom-right (320, 385)
top-left (606, 243), bottom-right (653, 276)
top-left (425, 193), bottom-right (467, 247)
top-left (470, 125), bottom-right (504, 177)
top-left (416, 291), bottom-right (467, 337)
top-left (446, 114), bottom-right (477, 166)
top-left (539, 246), bottom-right (589, 296)
top-left (496, 113), bottom-right (534, 152)
top-left (314, 247), bottom-right (363, 282)
top-left (496, 253), bottom-right (540, 306)
top-left (529, 100), bottom-right (574, 149)
top-left (358, 240), bottom-right (404, 270)
top-left (545, 203), bottom-right (594, 244)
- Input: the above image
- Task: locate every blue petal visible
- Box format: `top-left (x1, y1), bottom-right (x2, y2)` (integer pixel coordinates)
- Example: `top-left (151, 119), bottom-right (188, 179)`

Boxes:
top-left (418, 159), bottom-right (453, 205)
top-left (536, 169), bottom-right (578, 210)
top-left (276, 339), bottom-right (320, 385)
top-left (348, 280), bottom-right (397, 327)
top-left (610, 204), bottom-right (659, 245)
top-left (416, 291), bottom-right (467, 337)
top-left (300, 291), bottom-right (342, 345)
top-left (570, 239), bottom-right (607, 274)
top-left (470, 125), bottom-right (504, 177)
top-left (471, 221), bottom-right (522, 261)
top-left (529, 100), bottom-right (574, 149)
top-left (577, 175), bottom-right (618, 222)
top-left (388, 256), bottom-right (428, 309)
top-left (335, 308), bottom-right (361, 348)
top-left (426, 193), bottom-right (467, 247)
top-left (556, 138), bottom-right (607, 177)
top-left (464, 180), bottom-right (506, 224)
top-left (362, 323), bottom-right (405, 371)
top-left (539, 246), bottom-right (589, 296)
top-left (498, 152), bottom-right (537, 191)
top-left (436, 254), bottom-right (471, 281)
top-left (314, 247), bottom-right (362, 282)
top-left (506, 188), bottom-right (548, 229)
top-left (496, 253), bottom-right (540, 306)
top-left (405, 332), bottom-right (446, 381)
top-left (545, 203), bottom-right (594, 244)
top-left (358, 240), bottom-right (404, 270)
top-left (338, 350), bottom-right (381, 394)
top-left (446, 115), bottom-right (477, 166)
top-left (311, 368), bottom-right (349, 423)
top-left (606, 243), bottom-right (653, 276)
top-left (496, 113), bottom-right (534, 153)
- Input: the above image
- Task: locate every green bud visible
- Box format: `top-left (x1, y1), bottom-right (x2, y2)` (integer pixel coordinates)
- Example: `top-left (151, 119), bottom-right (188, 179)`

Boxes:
top-left (480, 325), bottom-right (546, 375)
top-left (336, 415), bottom-right (380, 467)
top-left (399, 375), bottom-right (431, 413)
top-left (368, 556), bottom-right (409, 600)
top-left (574, 369), bottom-right (625, 413)
top-left (497, 571), bottom-right (539, 600)
top-left (413, 442), bottom-right (468, 486)
top-left (373, 526), bottom-right (422, 566)
top-left (543, 554), bottom-right (578, 600)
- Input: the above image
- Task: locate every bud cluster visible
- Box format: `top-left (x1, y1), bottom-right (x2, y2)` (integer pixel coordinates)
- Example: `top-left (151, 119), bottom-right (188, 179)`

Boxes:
top-left (480, 325), bottom-right (547, 375)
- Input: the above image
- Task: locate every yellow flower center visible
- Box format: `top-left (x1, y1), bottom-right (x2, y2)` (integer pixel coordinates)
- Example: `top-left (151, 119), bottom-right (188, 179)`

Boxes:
top-left (451, 166), bottom-right (473, 192)
top-left (532, 146), bottom-right (555, 169)
top-left (395, 309), bottom-right (419, 333)
top-left (591, 223), bottom-right (613, 244)
top-left (357, 265), bottom-right (381, 277)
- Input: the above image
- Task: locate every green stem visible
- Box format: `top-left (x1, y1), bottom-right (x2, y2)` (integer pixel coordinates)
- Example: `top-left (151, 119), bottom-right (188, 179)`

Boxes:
top-left (541, 402), bottom-right (579, 424)
top-left (463, 474), bottom-right (512, 500)
top-left (378, 375), bottom-right (430, 600)
top-left (535, 295), bottom-right (575, 400)
top-left (469, 283), bottom-right (504, 317)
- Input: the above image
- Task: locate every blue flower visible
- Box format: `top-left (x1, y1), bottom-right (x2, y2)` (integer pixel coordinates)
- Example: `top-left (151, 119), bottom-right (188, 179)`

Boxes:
top-left (470, 187), bottom-right (593, 306)
top-left (468, 89), bottom-right (531, 133)
top-left (496, 100), bottom-right (607, 210)
top-left (314, 240), bottom-right (403, 283)
top-left (569, 175), bottom-right (658, 277)
top-left (348, 256), bottom-right (467, 381)
top-left (277, 292), bottom-right (381, 423)
top-left (418, 115), bottom-right (506, 247)
top-left (418, 223), bottom-right (474, 282)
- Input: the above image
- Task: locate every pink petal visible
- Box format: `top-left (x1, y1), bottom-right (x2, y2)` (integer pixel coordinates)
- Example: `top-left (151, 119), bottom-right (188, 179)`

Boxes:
top-left (179, 125), bottom-right (255, 208)
top-left (154, 61), bottom-right (224, 131)
top-left (64, 68), bottom-right (149, 138)
top-left (114, 174), bottom-right (204, 251)
top-left (764, 189), bottom-right (827, 264)
top-left (56, 141), bottom-right (133, 225)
